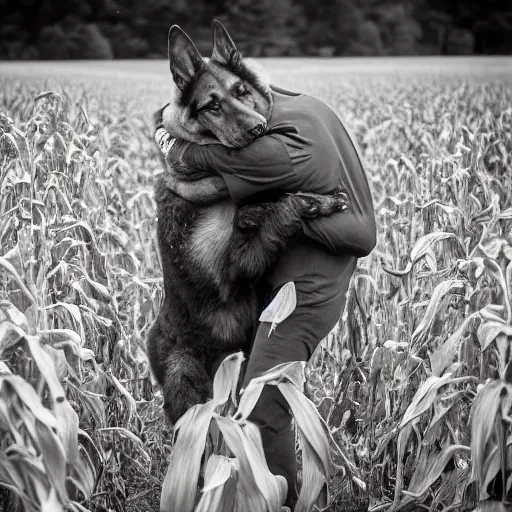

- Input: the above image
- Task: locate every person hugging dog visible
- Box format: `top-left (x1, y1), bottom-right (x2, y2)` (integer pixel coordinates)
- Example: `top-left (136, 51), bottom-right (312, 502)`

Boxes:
top-left (153, 20), bottom-right (376, 510)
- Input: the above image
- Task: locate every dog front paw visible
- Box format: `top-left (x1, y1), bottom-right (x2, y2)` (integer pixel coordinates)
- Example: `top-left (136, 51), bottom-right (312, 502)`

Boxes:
top-left (294, 191), bottom-right (349, 218)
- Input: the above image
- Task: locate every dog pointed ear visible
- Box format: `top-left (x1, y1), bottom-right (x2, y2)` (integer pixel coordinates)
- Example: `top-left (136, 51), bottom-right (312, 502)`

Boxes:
top-left (211, 19), bottom-right (241, 67)
top-left (168, 25), bottom-right (204, 90)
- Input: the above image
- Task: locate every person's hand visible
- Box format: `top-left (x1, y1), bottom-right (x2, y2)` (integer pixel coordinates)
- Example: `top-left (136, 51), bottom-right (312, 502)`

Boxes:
top-left (153, 104), bottom-right (177, 158)
top-left (152, 105), bottom-right (229, 204)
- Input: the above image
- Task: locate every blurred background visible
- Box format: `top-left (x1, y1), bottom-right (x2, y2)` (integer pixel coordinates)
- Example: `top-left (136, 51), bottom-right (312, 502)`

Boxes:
top-left (0, 0), bottom-right (511, 60)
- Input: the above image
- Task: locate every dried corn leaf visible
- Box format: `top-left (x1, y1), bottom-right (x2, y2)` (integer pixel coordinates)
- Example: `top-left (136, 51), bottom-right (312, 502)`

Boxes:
top-left (0, 300), bottom-right (28, 330)
top-left (0, 256), bottom-right (35, 303)
top-left (195, 455), bottom-right (237, 512)
top-left (45, 303), bottom-right (86, 342)
top-left (399, 372), bottom-right (457, 429)
top-left (215, 414), bottom-right (277, 512)
top-left (25, 335), bottom-right (66, 402)
top-left (0, 320), bottom-right (26, 355)
top-left (477, 321), bottom-right (512, 351)
top-left (36, 420), bottom-right (68, 505)
top-left (403, 444), bottom-right (470, 499)
top-left (161, 401), bottom-right (217, 512)
top-left (470, 380), bottom-right (512, 492)
top-left (430, 313), bottom-right (477, 377)
top-left (0, 375), bottom-right (56, 428)
top-left (212, 351), bottom-right (244, 407)
top-left (411, 280), bottom-right (465, 348)
top-left (259, 281), bottom-right (297, 336)
top-left (107, 372), bottom-right (138, 423)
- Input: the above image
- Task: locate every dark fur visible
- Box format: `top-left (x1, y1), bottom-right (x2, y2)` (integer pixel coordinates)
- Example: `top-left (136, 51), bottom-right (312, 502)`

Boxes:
top-left (147, 184), bottom-right (347, 423)
top-left (147, 21), bottom-right (348, 424)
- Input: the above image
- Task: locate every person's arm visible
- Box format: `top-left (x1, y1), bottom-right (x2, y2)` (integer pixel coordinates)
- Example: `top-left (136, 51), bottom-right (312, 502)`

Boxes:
top-left (153, 105), bottom-right (376, 257)
top-left (303, 191), bottom-right (376, 258)
top-left (302, 121), bottom-right (376, 258)
top-left (156, 166), bottom-right (229, 205)
top-left (153, 105), bottom-right (297, 204)
top-left (165, 130), bottom-right (376, 258)
top-left (153, 107), bottom-right (229, 205)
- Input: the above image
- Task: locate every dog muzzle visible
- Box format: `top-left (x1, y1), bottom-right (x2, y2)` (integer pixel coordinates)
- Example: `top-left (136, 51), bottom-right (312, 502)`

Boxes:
top-left (248, 123), bottom-right (266, 137)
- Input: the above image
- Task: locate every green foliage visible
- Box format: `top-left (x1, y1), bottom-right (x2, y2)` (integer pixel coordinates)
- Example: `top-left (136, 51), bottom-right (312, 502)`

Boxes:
top-left (38, 22), bottom-right (114, 60)
top-left (1, 0), bottom-right (511, 58)
top-left (446, 28), bottom-right (475, 55)
top-left (222, 0), bottom-right (302, 57)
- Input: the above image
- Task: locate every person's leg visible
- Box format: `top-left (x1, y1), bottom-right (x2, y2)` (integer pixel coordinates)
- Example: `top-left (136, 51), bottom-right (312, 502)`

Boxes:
top-left (242, 321), bottom-right (309, 509)
top-left (243, 283), bottom-right (345, 509)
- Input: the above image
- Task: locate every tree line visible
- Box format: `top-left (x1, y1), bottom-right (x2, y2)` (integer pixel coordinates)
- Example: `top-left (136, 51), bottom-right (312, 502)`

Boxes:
top-left (0, 0), bottom-right (510, 60)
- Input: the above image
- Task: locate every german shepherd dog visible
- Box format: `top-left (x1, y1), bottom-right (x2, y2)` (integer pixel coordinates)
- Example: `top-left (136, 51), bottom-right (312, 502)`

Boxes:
top-left (147, 21), bottom-right (348, 424)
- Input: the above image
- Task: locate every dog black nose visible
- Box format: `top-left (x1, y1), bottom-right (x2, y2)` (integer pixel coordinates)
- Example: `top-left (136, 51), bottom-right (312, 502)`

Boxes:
top-left (248, 123), bottom-right (266, 137)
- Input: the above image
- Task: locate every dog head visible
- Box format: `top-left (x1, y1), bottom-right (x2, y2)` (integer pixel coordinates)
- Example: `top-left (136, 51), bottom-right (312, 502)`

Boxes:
top-left (163, 21), bottom-right (273, 148)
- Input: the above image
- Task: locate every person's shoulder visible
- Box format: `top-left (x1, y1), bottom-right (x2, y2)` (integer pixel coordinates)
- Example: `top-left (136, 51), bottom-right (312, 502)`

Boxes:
top-left (275, 89), bottom-right (339, 123)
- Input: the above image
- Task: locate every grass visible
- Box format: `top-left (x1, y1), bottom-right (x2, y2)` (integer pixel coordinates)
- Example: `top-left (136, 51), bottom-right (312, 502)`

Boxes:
top-left (0, 58), bottom-right (511, 512)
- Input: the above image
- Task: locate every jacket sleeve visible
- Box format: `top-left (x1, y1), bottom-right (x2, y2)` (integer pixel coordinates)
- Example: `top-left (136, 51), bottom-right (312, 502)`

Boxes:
top-left (175, 136), bottom-right (298, 202)
top-left (302, 124), bottom-right (377, 258)
top-left (303, 193), bottom-right (377, 258)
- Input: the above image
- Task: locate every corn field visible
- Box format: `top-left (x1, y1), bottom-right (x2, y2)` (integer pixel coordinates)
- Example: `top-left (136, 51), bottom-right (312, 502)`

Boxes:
top-left (0, 59), bottom-right (511, 512)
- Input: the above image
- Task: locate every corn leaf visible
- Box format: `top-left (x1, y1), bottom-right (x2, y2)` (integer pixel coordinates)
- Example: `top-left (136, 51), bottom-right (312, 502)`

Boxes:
top-left (400, 372), bottom-right (458, 429)
top-left (161, 401), bottom-right (217, 512)
top-left (470, 380), bottom-right (512, 489)
top-left (477, 321), bottom-right (512, 351)
top-left (295, 431), bottom-right (328, 512)
top-left (215, 414), bottom-right (276, 512)
top-left (430, 313), bottom-right (477, 377)
top-left (0, 375), bottom-right (56, 428)
top-left (212, 351), bottom-right (245, 407)
top-left (195, 455), bottom-right (237, 512)
top-left (36, 420), bottom-right (68, 506)
top-left (25, 335), bottom-right (66, 402)
top-left (235, 361), bottom-right (306, 422)
top-left (403, 444), bottom-right (470, 499)
top-left (0, 320), bottom-right (26, 355)
top-left (411, 280), bottom-right (465, 348)
top-left (54, 398), bottom-right (79, 465)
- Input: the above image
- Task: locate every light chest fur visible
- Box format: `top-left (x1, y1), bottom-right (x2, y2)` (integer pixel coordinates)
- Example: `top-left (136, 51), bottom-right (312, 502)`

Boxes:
top-left (189, 200), bottom-right (237, 286)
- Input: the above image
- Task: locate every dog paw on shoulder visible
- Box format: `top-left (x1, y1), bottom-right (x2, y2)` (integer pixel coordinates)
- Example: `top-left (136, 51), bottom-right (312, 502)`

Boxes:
top-left (332, 190), bottom-right (350, 211)
top-left (294, 191), bottom-right (349, 217)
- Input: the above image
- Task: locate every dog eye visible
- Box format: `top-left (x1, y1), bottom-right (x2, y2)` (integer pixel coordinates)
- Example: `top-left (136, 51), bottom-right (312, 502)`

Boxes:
top-left (235, 84), bottom-right (249, 96)
top-left (208, 101), bottom-right (221, 112)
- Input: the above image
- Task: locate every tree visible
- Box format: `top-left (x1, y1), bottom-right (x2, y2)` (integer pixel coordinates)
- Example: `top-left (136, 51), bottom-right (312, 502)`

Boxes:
top-left (99, 22), bottom-right (149, 58)
top-left (38, 21), bottom-right (113, 59)
top-left (346, 20), bottom-right (385, 56)
top-left (446, 28), bottom-right (474, 55)
top-left (474, 12), bottom-right (512, 54)
top-left (222, 0), bottom-right (304, 56)
top-left (371, 3), bottom-right (422, 55)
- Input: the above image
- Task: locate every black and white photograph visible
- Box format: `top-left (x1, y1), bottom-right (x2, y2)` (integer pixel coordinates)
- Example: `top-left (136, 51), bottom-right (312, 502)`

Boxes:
top-left (0, 1), bottom-right (511, 511)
